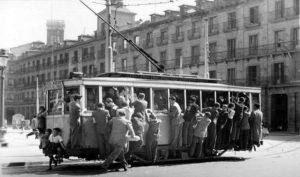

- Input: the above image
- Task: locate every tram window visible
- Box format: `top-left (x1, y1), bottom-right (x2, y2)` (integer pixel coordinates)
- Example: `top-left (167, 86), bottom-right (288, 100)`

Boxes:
top-left (86, 86), bottom-right (99, 111)
top-left (153, 88), bottom-right (168, 111)
top-left (170, 89), bottom-right (184, 111)
top-left (186, 90), bottom-right (200, 109)
top-left (102, 86), bottom-right (131, 106)
top-left (230, 92), bottom-right (250, 107)
top-left (64, 87), bottom-right (79, 114)
top-left (202, 91), bottom-right (214, 108)
top-left (216, 91), bottom-right (229, 106)
top-left (134, 87), bottom-right (150, 108)
top-left (48, 89), bottom-right (63, 115)
top-left (252, 93), bottom-right (260, 105)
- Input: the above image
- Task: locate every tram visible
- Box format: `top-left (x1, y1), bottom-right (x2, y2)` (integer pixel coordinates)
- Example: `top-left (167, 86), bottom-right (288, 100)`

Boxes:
top-left (43, 71), bottom-right (261, 162)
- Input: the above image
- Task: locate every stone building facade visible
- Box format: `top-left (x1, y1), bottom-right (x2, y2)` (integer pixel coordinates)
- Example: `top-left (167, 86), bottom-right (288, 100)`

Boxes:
top-left (5, 0), bottom-right (300, 132)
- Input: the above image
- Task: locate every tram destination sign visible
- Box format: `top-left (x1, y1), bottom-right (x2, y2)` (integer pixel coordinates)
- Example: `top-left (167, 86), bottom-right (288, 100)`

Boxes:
top-left (44, 80), bottom-right (64, 91)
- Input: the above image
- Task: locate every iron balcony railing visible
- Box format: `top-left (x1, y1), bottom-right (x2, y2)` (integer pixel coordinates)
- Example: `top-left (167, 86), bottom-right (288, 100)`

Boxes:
top-left (208, 24), bottom-right (219, 36)
top-left (269, 7), bottom-right (300, 22)
top-left (143, 38), bottom-right (154, 49)
top-left (223, 20), bottom-right (239, 33)
top-left (244, 14), bottom-right (261, 28)
top-left (171, 32), bottom-right (185, 43)
top-left (209, 40), bottom-right (299, 62)
top-left (118, 46), bottom-right (129, 54)
top-left (156, 35), bottom-right (169, 46)
top-left (187, 28), bottom-right (201, 40)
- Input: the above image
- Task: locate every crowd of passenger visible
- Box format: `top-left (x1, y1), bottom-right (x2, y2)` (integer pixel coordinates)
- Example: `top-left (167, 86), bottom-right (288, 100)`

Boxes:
top-left (33, 87), bottom-right (264, 171)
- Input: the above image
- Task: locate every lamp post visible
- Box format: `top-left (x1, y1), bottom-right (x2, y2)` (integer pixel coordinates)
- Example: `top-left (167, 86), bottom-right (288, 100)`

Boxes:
top-left (0, 49), bottom-right (9, 128)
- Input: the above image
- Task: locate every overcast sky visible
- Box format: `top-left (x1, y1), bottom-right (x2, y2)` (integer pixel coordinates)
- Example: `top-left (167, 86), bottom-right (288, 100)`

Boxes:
top-left (0, 0), bottom-right (195, 49)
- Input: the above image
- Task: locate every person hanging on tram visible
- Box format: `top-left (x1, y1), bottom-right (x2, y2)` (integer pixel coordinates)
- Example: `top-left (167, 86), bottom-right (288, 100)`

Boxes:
top-left (130, 92), bottom-right (148, 120)
top-left (239, 106), bottom-right (251, 151)
top-left (182, 96), bottom-right (199, 148)
top-left (202, 102), bottom-right (220, 156)
top-left (92, 102), bottom-right (110, 159)
top-left (189, 112), bottom-right (211, 158)
top-left (168, 96), bottom-right (183, 158)
top-left (104, 98), bottom-right (118, 120)
top-left (222, 103), bottom-right (235, 148)
top-left (101, 109), bottom-right (136, 171)
top-left (37, 106), bottom-right (47, 136)
top-left (146, 110), bottom-right (161, 162)
top-left (231, 96), bottom-right (246, 150)
top-left (68, 94), bottom-right (82, 149)
top-left (127, 112), bottom-right (146, 161)
top-left (216, 104), bottom-right (228, 149)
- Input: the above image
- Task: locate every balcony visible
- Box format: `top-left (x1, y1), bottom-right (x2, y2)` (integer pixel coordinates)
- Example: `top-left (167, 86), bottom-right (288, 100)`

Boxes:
top-left (118, 46), bottom-right (129, 54)
top-left (156, 36), bottom-right (169, 46)
top-left (171, 32), bottom-right (184, 43)
top-left (244, 15), bottom-right (261, 29)
top-left (143, 39), bottom-right (154, 49)
top-left (223, 20), bottom-right (239, 33)
top-left (187, 28), bottom-right (201, 40)
top-left (98, 50), bottom-right (105, 59)
top-left (209, 41), bottom-right (299, 62)
top-left (182, 56), bottom-right (202, 67)
top-left (72, 57), bottom-right (79, 64)
top-left (269, 7), bottom-right (300, 23)
top-left (208, 24), bottom-right (219, 36)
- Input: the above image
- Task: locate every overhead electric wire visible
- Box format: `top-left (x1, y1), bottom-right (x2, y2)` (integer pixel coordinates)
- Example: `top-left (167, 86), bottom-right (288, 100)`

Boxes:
top-left (92, 0), bottom-right (177, 7)
top-left (80, 0), bottom-right (165, 72)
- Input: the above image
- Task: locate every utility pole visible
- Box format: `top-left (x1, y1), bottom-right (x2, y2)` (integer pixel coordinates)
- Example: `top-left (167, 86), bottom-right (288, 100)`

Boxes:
top-left (105, 0), bottom-right (113, 72)
top-left (203, 18), bottom-right (210, 79)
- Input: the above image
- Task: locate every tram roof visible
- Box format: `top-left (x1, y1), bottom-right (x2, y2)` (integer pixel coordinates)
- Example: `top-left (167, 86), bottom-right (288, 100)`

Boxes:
top-left (96, 72), bottom-right (220, 83)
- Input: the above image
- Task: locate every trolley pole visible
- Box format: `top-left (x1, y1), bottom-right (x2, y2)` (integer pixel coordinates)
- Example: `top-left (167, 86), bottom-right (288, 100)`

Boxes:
top-left (203, 18), bottom-right (209, 79)
top-left (105, 0), bottom-right (113, 72)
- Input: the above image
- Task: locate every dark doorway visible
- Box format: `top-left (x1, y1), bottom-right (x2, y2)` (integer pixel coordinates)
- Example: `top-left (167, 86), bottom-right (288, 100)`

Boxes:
top-left (271, 94), bottom-right (288, 131)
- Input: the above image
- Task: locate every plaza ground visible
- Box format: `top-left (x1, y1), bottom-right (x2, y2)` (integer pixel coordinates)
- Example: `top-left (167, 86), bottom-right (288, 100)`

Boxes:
top-left (1, 128), bottom-right (300, 177)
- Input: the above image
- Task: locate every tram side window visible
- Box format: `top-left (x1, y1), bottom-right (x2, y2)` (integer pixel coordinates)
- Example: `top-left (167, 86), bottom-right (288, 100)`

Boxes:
top-left (202, 91), bottom-right (214, 108)
top-left (86, 86), bottom-right (99, 111)
top-left (186, 90), bottom-right (200, 109)
top-left (102, 86), bottom-right (131, 106)
top-left (170, 89), bottom-right (184, 111)
top-left (134, 87), bottom-right (151, 108)
top-left (153, 88), bottom-right (168, 112)
top-left (252, 93), bottom-right (260, 105)
top-left (230, 92), bottom-right (250, 108)
top-left (217, 91), bottom-right (229, 107)
top-left (48, 89), bottom-right (63, 115)
top-left (64, 87), bottom-right (80, 114)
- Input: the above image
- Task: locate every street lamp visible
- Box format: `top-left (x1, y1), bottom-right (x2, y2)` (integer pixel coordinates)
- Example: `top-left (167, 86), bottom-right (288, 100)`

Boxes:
top-left (0, 49), bottom-right (9, 128)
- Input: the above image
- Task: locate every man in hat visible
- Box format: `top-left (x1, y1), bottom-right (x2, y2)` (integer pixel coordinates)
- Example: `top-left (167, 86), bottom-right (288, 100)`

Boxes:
top-left (69, 94), bottom-right (82, 149)
top-left (168, 96), bottom-right (183, 157)
top-left (182, 96), bottom-right (199, 148)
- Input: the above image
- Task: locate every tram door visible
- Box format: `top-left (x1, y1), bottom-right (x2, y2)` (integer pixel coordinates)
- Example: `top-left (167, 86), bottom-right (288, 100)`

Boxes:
top-left (271, 94), bottom-right (288, 131)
